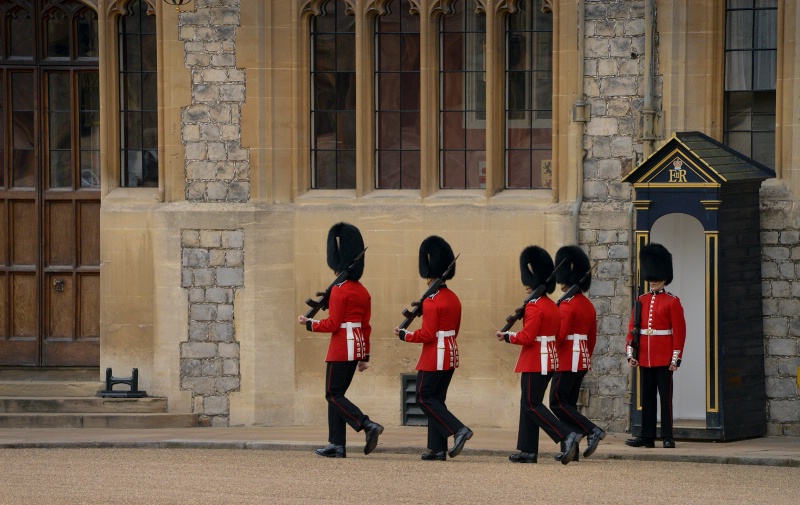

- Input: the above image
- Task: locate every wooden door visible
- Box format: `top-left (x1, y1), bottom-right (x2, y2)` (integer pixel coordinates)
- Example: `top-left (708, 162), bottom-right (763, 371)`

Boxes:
top-left (0, 1), bottom-right (100, 366)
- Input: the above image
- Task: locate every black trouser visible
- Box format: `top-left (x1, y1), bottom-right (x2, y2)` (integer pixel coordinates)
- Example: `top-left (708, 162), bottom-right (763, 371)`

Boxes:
top-left (416, 369), bottom-right (465, 452)
top-left (640, 365), bottom-right (673, 439)
top-left (325, 361), bottom-right (367, 446)
top-left (517, 372), bottom-right (572, 453)
top-left (549, 370), bottom-right (598, 435)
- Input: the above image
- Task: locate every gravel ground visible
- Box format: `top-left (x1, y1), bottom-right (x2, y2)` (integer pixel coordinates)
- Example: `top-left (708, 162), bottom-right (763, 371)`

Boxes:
top-left (1, 448), bottom-right (798, 505)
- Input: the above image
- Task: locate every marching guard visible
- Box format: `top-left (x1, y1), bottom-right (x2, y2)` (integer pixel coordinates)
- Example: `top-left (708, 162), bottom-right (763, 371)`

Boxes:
top-left (395, 236), bottom-right (473, 461)
top-left (550, 245), bottom-right (606, 461)
top-left (496, 246), bottom-right (582, 464)
top-left (297, 222), bottom-right (384, 458)
top-left (625, 243), bottom-right (687, 449)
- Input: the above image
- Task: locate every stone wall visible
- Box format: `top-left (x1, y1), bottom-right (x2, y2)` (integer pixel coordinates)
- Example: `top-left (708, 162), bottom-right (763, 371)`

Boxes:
top-left (179, 0), bottom-right (250, 203)
top-left (180, 229), bottom-right (245, 427)
top-left (578, 0), bottom-right (652, 433)
top-left (760, 182), bottom-right (800, 436)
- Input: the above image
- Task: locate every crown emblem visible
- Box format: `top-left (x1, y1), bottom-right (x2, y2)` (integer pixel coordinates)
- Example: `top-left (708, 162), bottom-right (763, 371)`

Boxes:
top-left (672, 158), bottom-right (683, 170)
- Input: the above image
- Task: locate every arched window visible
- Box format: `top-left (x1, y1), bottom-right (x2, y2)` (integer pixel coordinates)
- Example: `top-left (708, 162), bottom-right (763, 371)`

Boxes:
top-left (439, 1), bottom-right (486, 189)
top-left (119, 0), bottom-right (158, 187)
top-left (505, 1), bottom-right (552, 189)
top-left (310, 0), bottom-right (356, 189)
top-left (374, 0), bottom-right (421, 189)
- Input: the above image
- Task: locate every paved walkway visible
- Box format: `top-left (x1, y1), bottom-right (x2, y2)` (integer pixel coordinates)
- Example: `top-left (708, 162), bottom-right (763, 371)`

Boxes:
top-left (1, 426), bottom-right (798, 467)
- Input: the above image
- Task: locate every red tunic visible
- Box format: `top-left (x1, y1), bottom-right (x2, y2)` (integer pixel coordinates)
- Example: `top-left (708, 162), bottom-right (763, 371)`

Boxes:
top-left (309, 280), bottom-right (372, 362)
top-left (555, 292), bottom-right (597, 372)
top-left (403, 286), bottom-right (461, 371)
top-left (508, 296), bottom-right (560, 374)
top-left (626, 289), bottom-right (686, 368)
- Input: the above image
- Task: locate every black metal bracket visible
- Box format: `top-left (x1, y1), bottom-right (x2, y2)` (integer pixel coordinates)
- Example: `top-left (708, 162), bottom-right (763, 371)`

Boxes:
top-left (96, 368), bottom-right (148, 398)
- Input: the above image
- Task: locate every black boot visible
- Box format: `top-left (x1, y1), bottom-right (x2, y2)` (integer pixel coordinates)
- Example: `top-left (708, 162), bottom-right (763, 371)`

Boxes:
top-left (448, 426), bottom-right (473, 458)
top-left (509, 452), bottom-right (538, 464)
top-left (315, 443), bottom-right (346, 458)
top-left (554, 440), bottom-right (579, 462)
top-left (421, 450), bottom-right (446, 461)
top-left (363, 419), bottom-right (384, 455)
top-left (625, 437), bottom-right (655, 448)
top-left (583, 426), bottom-right (606, 457)
top-left (560, 432), bottom-right (583, 465)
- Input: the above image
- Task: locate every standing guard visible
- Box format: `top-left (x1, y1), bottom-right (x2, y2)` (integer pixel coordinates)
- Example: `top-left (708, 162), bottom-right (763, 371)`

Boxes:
top-left (550, 245), bottom-right (606, 461)
top-left (625, 243), bottom-right (687, 449)
top-left (395, 236), bottom-right (473, 461)
top-left (495, 246), bottom-right (582, 464)
top-left (298, 222), bottom-right (384, 458)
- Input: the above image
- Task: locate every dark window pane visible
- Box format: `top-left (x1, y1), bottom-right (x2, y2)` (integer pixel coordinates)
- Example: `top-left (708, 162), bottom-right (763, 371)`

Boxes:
top-left (49, 73), bottom-right (71, 111)
top-left (49, 150), bottom-right (72, 188)
top-left (79, 112), bottom-right (99, 149)
top-left (142, 150), bottom-right (158, 187)
top-left (752, 131), bottom-right (774, 166)
top-left (726, 131), bottom-right (751, 157)
top-left (726, 10), bottom-right (753, 50)
top-left (442, 111), bottom-right (465, 149)
top-left (754, 8), bottom-right (777, 48)
top-left (441, 72), bottom-right (464, 110)
top-left (142, 72), bottom-right (158, 110)
top-left (49, 112), bottom-right (71, 150)
top-left (141, 35), bottom-right (157, 71)
top-left (336, 111), bottom-right (355, 147)
top-left (45, 9), bottom-right (70, 58)
top-left (752, 50), bottom-right (776, 89)
top-left (313, 34), bottom-right (335, 72)
top-left (400, 151), bottom-right (421, 189)
top-left (9, 8), bottom-right (35, 59)
top-left (378, 111), bottom-right (401, 149)
top-left (122, 35), bottom-right (142, 71)
top-left (377, 150), bottom-right (401, 189)
top-left (378, 34), bottom-right (402, 72)
top-left (79, 73), bottom-right (100, 110)
top-left (77, 9), bottom-right (99, 58)
top-left (335, 73), bottom-right (356, 110)
top-left (378, 73), bottom-right (401, 110)
top-left (0, 74), bottom-right (4, 185)
top-left (313, 150), bottom-right (337, 188)
top-left (123, 150), bottom-right (142, 187)
top-left (123, 112), bottom-right (143, 149)
top-left (13, 112), bottom-right (34, 149)
top-left (401, 111), bottom-right (420, 150)
top-left (12, 73), bottom-right (34, 110)
top-left (12, 149), bottom-right (34, 187)
top-left (123, 73), bottom-right (142, 110)
top-left (441, 151), bottom-right (465, 189)
top-left (506, 149), bottom-right (531, 188)
top-left (400, 75), bottom-right (420, 110)
top-left (142, 112), bottom-right (158, 148)
top-left (80, 150), bottom-right (101, 188)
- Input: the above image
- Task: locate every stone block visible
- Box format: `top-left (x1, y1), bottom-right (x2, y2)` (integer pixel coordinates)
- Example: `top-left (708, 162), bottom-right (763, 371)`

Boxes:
top-left (209, 249), bottom-right (226, 266)
top-left (222, 230), bottom-right (245, 248)
top-left (217, 376), bottom-right (240, 393)
top-left (193, 268), bottom-right (216, 287)
top-left (203, 395), bottom-right (229, 415)
top-left (225, 249), bottom-right (244, 266)
top-left (206, 181), bottom-right (228, 200)
top-left (190, 303), bottom-right (217, 321)
top-left (766, 378), bottom-right (799, 399)
top-left (189, 322), bottom-right (209, 341)
top-left (217, 267), bottom-right (244, 287)
top-left (767, 338), bottom-right (797, 356)
top-left (210, 322), bottom-right (234, 342)
top-left (216, 304), bottom-right (234, 321)
top-left (183, 248), bottom-right (209, 267)
top-left (222, 358), bottom-right (239, 375)
top-left (181, 377), bottom-right (216, 396)
top-left (219, 342), bottom-right (240, 358)
top-left (206, 287), bottom-right (233, 304)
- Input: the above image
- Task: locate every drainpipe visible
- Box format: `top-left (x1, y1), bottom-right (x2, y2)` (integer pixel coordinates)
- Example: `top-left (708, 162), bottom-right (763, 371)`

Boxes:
top-left (572, 0), bottom-right (588, 243)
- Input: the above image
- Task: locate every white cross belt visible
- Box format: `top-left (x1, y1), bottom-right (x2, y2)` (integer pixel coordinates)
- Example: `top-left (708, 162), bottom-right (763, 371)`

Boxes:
top-left (535, 335), bottom-right (556, 375)
top-left (341, 322), bottom-right (362, 361)
top-left (436, 330), bottom-right (456, 371)
top-left (567, 334), bottom-right (588, 372)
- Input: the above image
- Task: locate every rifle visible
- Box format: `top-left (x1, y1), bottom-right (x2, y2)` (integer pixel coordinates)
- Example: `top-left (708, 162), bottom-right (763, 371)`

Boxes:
top-left (499, 258), bottom-right (565, 333)
top-left (398, 254), bottom-right (460, 330)
top-left (629, 264), bottom-right (642, 361)
top-left (303, 248), bottom-right (367, 318)
top-left (556, 262), bottom-right (598, 306)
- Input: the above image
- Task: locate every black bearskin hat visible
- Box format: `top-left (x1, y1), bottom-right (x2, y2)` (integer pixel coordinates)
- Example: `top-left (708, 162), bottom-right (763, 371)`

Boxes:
top-left (419, 236), bottom-right (456, 280)
top-left (520, 245), bottom-right (555, 294)
top-left (326, 222), bottom-right (365, 281)
top-left (555, 245), bottom-right (592, 292)
top-left (640, 242), bottom-right (673, 285)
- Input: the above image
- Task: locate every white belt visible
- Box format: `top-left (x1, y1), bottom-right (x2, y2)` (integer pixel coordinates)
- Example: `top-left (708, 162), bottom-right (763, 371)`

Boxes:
top-left (644, 329), bottom-right (672, 336)
top-left (341, 322), bottom-right (362, 361)
top-left (535, 335), bottom-right (556, 375)
top-left (436, 330), bottom-right (456, 371)
top-left (567, 334), bottom-right (588, 372)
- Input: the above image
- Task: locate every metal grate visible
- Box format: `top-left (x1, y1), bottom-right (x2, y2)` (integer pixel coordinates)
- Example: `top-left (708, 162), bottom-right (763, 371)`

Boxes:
top-left (401, 374), bottom-right (427, 426)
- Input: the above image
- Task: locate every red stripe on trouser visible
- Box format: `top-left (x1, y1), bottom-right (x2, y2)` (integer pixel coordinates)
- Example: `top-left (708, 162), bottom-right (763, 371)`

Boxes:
top-left (527, 374), bottom-right (564, 440)
top-left (552, 373), bottom-right (589, 433)
top-left (417, 371), bottom-right (455, 435)
top-left (327, 364), bottom-right (361, 428)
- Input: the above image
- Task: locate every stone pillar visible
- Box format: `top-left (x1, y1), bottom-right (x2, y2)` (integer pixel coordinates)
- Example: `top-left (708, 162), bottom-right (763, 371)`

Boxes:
top-left (180, 229), bottom-right (245, 427)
